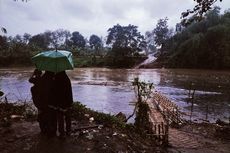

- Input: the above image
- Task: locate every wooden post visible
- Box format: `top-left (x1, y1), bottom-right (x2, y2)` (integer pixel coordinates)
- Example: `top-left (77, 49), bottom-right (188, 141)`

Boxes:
top-left (158, 124), bottom-right (161, 140)
top-left (154, 124), bottom-right (157, 134)
top-left (176, 109), bottom-right (179, 124)
top-left (161, 122), bottom-right (164, 134)
top-left (165, 120), bottom-right (169, 145)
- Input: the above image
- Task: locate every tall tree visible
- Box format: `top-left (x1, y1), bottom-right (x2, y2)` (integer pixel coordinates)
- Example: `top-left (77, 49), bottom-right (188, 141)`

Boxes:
top-left (49, 29), bottom-right (71, 49)
top-left (70, 31), bottom-right (86, 49)
top-left (106, 24), bottom-right (146, 57)
top-left (89, 35), bottom-right (102, 50)
top-left (205, 6), bottom-right (221, 27)
top-left (22, 33), bottom-right (31, 44)
top-left (29, 34), bottom-right (50, 50)
top-left (89, 34), bottom-right (103, 55)
top-left (145, 31), bottom-right (156, 54)
top-left (160, 8), bottom-right (230, 69)
top-left (153, 18), bottom-right (170, 50)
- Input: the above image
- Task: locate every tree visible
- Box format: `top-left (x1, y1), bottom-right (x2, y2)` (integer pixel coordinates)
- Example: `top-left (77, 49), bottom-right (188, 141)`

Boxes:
top-left (145, 31), bottom-right (156, 54)
top-left (205, 6), bottom-right (221, 27)
top-left (181, 0), bottom-right (223, 26)
top-left (106, 24), bottom-right (146, 57)
top-left (1, 28), bottom-right (7, 34)
top-left (0, 36), bottom-right (8, 51)
top-left (12, 34), bottom-right (23, 43)
top-left (89, 34), bottom-right (103, 55)
top-left (70, 31), bottom-right (86, 49)
top-left (22, 33), bottom-right (31, 44)
top-left (49, 29), bottom-right (71, 49)
top-left (29, 34), bottom-right (50, 50)
top-left (175, 23), bottom-right (184, 33)
top-left (89, 34), bottom-right (102, 50)
top-left (153, 18), bottom-right (170, 50)
top-left (161, 9), bottom-right (230, 69)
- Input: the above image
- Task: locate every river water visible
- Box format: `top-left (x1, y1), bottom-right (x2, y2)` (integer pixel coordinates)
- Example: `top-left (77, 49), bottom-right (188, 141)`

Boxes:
top-left (0, 68), bottom-right (230, 123)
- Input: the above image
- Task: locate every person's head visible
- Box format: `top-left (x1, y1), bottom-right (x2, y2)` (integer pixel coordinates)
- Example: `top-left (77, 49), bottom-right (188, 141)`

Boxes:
top-left (33, 69), bottom-right (42, 77)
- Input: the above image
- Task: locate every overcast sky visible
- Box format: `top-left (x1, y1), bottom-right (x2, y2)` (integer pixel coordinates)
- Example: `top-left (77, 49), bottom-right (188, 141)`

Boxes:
top-left (0, 0), bottom-right (229, 38)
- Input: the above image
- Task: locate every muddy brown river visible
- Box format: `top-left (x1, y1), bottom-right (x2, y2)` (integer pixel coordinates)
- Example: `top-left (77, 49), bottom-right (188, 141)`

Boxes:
top-left (0, 68), bottom-right (230, 123)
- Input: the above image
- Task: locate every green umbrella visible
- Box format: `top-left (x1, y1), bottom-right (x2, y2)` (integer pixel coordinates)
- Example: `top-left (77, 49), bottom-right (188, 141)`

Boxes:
top-left (32, 50), bottom-right (74, 73)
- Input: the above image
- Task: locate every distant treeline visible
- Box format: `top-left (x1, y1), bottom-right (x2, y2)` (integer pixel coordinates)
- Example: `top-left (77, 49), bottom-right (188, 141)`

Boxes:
top-left (0, 24), bottom-right (149, 68)
top-left (1, 7), bottom-right (230, 69)
top-left (160, 7), bottom-right (230, 69)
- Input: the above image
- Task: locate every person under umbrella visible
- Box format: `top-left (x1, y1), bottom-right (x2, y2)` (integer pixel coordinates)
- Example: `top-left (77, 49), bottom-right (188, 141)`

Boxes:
top-left (52, 71), bottom-right (73, 137)
top-left (29, 69), bottom-right (46, 133)
top-left (31, 50), bottom-right (74, 137)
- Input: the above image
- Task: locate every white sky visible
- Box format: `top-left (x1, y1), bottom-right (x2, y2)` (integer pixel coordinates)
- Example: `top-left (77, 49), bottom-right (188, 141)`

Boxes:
top-left (0, 0), bottom-right (229, 38)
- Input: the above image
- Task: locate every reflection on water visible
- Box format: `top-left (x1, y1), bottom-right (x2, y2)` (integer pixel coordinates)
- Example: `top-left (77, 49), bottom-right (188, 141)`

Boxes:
top-left (0, 68), bottom-right (230, 123)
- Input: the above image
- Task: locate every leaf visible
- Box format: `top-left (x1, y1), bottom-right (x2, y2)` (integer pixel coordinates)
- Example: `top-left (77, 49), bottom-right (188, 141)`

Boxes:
top-left (0, 91), bottom-right (4, 97)
top-left (1, 27), bottom-right (7, 34)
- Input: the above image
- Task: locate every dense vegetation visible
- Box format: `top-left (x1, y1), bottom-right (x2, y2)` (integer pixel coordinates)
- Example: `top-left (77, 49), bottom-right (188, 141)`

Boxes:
top-left (0, 26), bottom-right (146, 68)
top-left (159, 7), bottom-right (230, 69)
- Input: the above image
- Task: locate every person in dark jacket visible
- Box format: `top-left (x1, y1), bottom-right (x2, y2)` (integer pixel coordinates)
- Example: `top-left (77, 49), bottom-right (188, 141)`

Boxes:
top-left (41, 71), bottom-right (57, 137)
top-left (29, 69), bottom-right (47, 133)
top-left (30, 70), bottom-right (57, 136)
top-left (29, 69), bottom-right (42, 108)
top-left (54, 71), bottom-right (73, 137)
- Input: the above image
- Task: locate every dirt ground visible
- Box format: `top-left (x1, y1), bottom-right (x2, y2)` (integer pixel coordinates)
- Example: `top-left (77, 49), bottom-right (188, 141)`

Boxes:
top-left (168, 123), bottom-right (230, 153)
top-left (0, 120), bottom-right (163, 153)
top-left (1, 120), bottom-right (230, 153)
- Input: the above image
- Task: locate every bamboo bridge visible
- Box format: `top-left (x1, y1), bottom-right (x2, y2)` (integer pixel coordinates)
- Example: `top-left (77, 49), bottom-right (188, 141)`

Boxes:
top-left (146, 91), bottom-right (184, 144)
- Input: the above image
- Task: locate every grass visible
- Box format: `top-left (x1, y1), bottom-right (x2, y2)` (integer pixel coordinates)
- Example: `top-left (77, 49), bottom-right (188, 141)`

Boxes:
top-left (0, 101), bottom-right (129, 129)
top-left (71, 102), bottom-right (128, 129)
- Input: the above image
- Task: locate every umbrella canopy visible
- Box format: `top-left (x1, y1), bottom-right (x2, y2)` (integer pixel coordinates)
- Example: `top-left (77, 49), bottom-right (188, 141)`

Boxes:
top-left (32, 50), bottom-right (74, 73)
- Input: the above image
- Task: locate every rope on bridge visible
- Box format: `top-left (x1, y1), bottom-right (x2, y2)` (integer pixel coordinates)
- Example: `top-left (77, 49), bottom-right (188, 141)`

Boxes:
top-left (152, 91), bottom-right (184, 125)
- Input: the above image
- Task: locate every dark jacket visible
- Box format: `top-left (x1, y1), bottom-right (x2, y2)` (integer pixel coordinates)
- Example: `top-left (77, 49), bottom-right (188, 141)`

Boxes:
top-left (54, 71), bottom-right (73, 109)
top-left (40, 71), bottom-right (55, 108)
top-left (29, 76), bottom-right (43, 109)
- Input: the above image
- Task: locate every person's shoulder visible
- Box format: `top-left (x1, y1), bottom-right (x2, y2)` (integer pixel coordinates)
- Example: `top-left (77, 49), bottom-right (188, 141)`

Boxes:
top-left (29, 77), bottom-right (36, 83)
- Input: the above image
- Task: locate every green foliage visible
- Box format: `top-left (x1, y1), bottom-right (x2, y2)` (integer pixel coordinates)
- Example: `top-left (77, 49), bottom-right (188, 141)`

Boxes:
top-left (70, 31), bottom-right (86, 49)
top-left (71, 102), bottom-right (126, 128)
top-left (181, 0), bottom-right (222, 26)
top-left (133, 77), bottom-right (154, 103)
top-left (162, 8), bottom-right (230, 69)
top-left (0, 91), bottom-right (4, 97)
top-left (73, 54), bottom-right (146, 68)
top-left (145, 31), bottom-right (157, 53)
top-left (153, 18), bottom-right (170, 48)
top-left (0, 102), bottom-right (37, 126)
top-left (130, 78), bottom-right (154, 133)
top-left (29, 33), bottom-right (50, 50)
top-left (106, 24), bottom-right (146, 57)
top-left (49, 29), bottom-right (71, 49)
top-left (89, 35), bottom-right (103, 55)
top-left (134, 102), bottom-right (151, 133)
top-left (0, 24), bottom-right (147, 68)
top-left (1, 27), bottom-right (7, 34)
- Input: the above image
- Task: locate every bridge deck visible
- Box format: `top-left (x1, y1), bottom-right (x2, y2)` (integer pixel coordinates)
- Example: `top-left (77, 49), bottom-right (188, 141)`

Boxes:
top-left (146, 91), bottom-right (184, 144)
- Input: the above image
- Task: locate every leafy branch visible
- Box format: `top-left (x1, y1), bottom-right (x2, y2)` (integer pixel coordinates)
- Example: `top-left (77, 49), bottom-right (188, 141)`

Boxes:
top-left (126, 77), bottom-right (154, 122)
top-left (181, 0), bottom-right (222, 26)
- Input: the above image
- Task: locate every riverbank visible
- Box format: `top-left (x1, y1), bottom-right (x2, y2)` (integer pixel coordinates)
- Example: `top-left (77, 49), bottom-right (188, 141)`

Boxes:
top-left (1, 102), bottom-right (230, 153)
top-left (0, 55), bottom-right (147, 69)
top-left (0, 102), bottom-right (163, 153)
